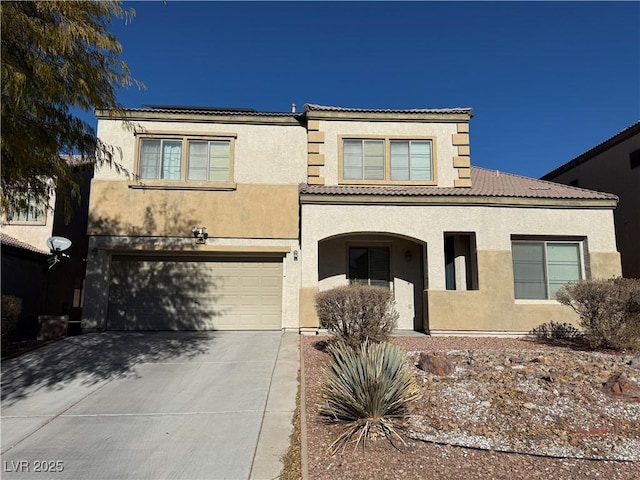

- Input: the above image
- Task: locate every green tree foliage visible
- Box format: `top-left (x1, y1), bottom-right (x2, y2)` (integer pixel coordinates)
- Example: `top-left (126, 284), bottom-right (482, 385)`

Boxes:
top-left (1, 1), bottom-right (142, 217)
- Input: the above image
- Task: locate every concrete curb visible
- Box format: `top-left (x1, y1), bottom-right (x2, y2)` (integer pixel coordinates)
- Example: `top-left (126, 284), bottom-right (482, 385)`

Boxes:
top-left (300, 335), bottom-right (310, 480)
top-left (250, 333), bottom-right (300, 480)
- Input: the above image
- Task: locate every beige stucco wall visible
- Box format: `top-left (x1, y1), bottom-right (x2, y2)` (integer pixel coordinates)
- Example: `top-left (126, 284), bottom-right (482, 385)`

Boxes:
top-left (301, 203), bottom-right (618, 288)
top-left (316, 120), bottom-right (461, 187)
top-left (88, 180), bottom-right (299, 240)
top-left (427, 250), bottom-right (621, 333)
top-left (95, 119), bottom-right (307, 184)
top-left (299, 287), bottom-right (320, 328)
top-left (300, 202), bottom-right (620, 332)
top-left (546, 132), bottom-right (640, 278)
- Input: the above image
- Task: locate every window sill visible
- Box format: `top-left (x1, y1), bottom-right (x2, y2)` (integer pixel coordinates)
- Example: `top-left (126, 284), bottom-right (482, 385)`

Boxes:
top-left (128, 182), bottom-right (237, 191)
top-left (338, 179), bottom-right (438, 186)
top-left (4, 220), bottom-right (47, 226)
top-left (514, 299), bottom-right (561, 305)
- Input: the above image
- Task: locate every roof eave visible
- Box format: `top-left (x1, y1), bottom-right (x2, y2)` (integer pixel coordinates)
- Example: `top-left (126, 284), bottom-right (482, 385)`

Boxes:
top-left (299, 193), bottom-right (618, 209)
top-left (542, 121), bottom-right (640, 179)
top-left (305, 110), bottom-right (472, 122)
top-left (95, 108), bottom-right (302, 125)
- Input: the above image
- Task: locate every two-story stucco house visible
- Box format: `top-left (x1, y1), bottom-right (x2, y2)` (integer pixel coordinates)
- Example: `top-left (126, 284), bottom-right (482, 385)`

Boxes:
top-left (82, 104), bottom-right (621, 335)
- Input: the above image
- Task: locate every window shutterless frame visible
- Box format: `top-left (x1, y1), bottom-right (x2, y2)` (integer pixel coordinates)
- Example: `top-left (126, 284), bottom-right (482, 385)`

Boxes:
top-left (512, 240), bottom-right (584, 300)
top-left (338, 135), bottom-right (437, 185)
top-left (347, 244), bottom-right (392, 289)
top-left (6, 190), bottom-right (47, 225)
top-left (132, 131), bottom-right (237, 189)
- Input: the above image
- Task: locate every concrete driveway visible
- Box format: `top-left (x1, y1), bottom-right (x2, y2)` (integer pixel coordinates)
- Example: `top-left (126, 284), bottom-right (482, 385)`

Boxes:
top-left (1, 331), bottom-right (298, 480)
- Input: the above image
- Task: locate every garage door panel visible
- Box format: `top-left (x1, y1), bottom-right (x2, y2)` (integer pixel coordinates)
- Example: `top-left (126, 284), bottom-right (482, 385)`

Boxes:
top-left (108, 258), bottom-right (282, 331)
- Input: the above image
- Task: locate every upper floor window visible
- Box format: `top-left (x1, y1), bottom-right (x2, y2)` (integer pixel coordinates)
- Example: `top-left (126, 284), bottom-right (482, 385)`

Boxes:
top-left (340, 136), bottom-right (435, 185)
top-left (6, 190), bottom-right (46, 223)
top-left (187, 141), bottom-right (231, 182)
top-left (512, 240), bottom-right (583, 300)
top-left (140, 139), bottom-right (182, 180)
top-left (136, 134), bottom-right (235, 185)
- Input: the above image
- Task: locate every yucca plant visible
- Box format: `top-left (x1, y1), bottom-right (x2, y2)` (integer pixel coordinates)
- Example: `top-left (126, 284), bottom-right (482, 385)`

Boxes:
top-left (320, 340), bottom-right (421, 454)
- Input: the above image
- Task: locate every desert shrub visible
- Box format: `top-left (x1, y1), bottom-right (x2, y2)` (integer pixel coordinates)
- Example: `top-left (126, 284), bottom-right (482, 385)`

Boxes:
top-left (315, 285), bottom-right (399, 350)
top-left (320, 340), bottom-right (420, 454)
top-left (1, 295), bottom-right (22, 344)
top-left (556, 277), bottom-right (640, 351)
top-left (530, 321), bottom-right (582, 340)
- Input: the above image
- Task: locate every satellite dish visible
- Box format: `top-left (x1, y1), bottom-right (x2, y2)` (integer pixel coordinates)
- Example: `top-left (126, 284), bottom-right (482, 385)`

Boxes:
top-left (46, 236), bottom-right (72, 252)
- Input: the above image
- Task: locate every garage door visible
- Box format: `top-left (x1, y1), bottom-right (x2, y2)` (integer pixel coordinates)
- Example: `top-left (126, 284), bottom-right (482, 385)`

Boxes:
top-left (107, 256), bottom-right (283, 330)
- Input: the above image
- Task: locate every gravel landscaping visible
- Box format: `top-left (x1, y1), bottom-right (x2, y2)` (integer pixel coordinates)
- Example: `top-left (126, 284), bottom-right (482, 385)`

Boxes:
top-left (302, 335), bottom-right (640, 480)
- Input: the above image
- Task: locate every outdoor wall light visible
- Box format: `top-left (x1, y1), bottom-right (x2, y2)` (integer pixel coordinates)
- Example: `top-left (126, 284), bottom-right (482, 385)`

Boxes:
top-left (405, 249), bottom-right (412, 262)
top-left (192, 226), bottom-right (208, 244)
top-left (293, 250), bottom-right (299, 261)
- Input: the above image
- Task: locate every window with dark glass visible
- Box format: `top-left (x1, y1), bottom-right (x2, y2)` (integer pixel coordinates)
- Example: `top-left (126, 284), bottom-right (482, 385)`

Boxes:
top-left (348, 246), bottom-right (390, 288)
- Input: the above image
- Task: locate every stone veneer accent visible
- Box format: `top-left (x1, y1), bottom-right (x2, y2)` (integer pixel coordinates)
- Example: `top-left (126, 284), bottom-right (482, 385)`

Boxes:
top-left (307, 120), bottom-right (325, 185)
top-left (453, 123), bottom-right (472, 187)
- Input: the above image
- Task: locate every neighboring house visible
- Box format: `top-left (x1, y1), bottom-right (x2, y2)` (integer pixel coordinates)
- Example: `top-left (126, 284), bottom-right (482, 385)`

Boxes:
top-left (82, 104), bottom-right (621, 335)
top-left (0, 233), bottom-right (49, 339)
top-left (1, 160), bottom-right (93, 338)
top-left (1, 187), bottom-right (56, 339)
top-left (542, 122), bottom-right (640, 279)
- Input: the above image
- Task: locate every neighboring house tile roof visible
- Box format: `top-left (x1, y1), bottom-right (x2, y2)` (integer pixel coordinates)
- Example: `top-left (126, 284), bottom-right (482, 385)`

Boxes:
top-left (304, 103), bottom-right (474, 115)
top-left (542, 121), bottom-right (640, 179)
top-left (0, 233), bottom-right (49, 255)
top-left (299, 166), bottom-right (618, 201)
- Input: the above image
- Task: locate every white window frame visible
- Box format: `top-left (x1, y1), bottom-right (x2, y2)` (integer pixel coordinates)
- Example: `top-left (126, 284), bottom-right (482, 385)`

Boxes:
top-left (512, 240), bottom-right (585, 301)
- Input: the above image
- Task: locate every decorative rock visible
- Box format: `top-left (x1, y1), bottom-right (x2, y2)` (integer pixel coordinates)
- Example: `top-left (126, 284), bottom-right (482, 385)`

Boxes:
top-left (602, 373), bottom-right (640, 401)
top-left (523, 402), bottom-right (536, 410)
top-left (629, 354), bottom-right (640, 371)
top-left (417, 352), bottom-right (455, 376)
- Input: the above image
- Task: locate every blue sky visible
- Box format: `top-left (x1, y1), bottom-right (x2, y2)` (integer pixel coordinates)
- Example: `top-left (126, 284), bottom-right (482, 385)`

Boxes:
top-left (88, 1), bottom-right (640, 179)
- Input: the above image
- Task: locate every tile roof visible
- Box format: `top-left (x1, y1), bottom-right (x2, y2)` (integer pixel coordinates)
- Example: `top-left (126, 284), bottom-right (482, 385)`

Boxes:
top-left (0, 233), bottom-right (49, 255)
top-left (299, 166), bottom-right (618, 201)
top-left (542, 121), bottom-right (640, 179)
top-left (304, 103), bottom-right (473, 115)
top-left (119, 106), bottom-right (302, 117)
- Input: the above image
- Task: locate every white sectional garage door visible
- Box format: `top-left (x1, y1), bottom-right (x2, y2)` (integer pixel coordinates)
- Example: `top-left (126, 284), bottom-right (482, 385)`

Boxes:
top-left (107, 256), bottom-right (283, 330)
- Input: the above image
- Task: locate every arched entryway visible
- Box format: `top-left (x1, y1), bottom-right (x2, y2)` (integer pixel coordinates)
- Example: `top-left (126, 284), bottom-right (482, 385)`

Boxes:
top-left (317, 232), bottom-right (426, 331)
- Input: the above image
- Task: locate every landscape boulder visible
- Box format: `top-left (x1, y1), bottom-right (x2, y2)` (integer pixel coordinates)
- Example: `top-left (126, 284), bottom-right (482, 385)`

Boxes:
top-left (417, 352), bottom-right (455, 376)
top-left (602, 373), bottom-right (640, 401)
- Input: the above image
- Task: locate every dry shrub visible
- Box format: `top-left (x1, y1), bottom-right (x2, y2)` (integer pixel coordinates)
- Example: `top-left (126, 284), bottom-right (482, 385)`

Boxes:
top-left (530, 321), bottom-right (582, 341)
top-left (315, 285), bottom-right (398, 349)
top-left (556, 277), bottom-right (640, 351)
top-left (1, 295), bottom-right (22, 344)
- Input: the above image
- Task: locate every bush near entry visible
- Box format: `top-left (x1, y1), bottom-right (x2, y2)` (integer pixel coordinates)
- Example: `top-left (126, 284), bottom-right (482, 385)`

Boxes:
top-left (315, 284), bottom-right (398, 350)
top-left (556, 277), bottom-right (640, 351)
